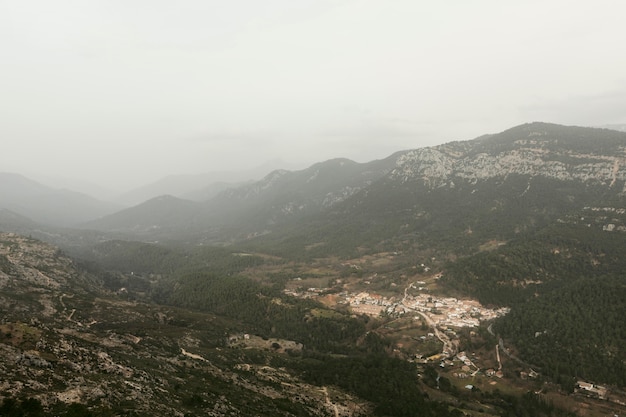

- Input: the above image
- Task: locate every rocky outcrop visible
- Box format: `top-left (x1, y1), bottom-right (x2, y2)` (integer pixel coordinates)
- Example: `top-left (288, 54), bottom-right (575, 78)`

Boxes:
top-left (390, 125), bottom-right (626, 192)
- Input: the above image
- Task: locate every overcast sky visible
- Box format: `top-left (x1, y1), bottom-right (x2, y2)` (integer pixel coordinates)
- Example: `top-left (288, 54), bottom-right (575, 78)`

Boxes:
top-left (2, 0), bottom-right (626, 192)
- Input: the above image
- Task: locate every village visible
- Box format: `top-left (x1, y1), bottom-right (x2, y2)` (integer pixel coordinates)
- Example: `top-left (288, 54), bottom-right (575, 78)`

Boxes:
top-left (284, 278), bottom-right (510, 368)
top-left (285, 281), bottom-right (509, 330)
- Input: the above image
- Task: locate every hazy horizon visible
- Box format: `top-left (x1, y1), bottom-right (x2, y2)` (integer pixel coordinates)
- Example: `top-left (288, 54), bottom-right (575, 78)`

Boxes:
top-left (3, 1), bottom-right (626, 191)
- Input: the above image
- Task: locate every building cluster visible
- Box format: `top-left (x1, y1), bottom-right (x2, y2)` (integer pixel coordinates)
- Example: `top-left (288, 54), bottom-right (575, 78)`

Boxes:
top-left (402, 294), bottom-right (510, 328)
top-left (286, 285), bottom-right (509, 330)
top-left (346, 292), bottom-right (395, 316)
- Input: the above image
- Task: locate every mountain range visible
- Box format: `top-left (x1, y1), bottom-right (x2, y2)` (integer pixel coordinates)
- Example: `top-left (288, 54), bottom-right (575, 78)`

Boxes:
top-left (114, 160), bottom-right (288, 206)
top-left (3, 122), bottom-right (625, 234)
top-left (71, 123), bottom-right (626, 251)
top-left (0, 173), bottom-right (123, 227)
top-left (1, 122), bottom-right (625, 416)
top-left (2, 122), bottom-right (626, 258)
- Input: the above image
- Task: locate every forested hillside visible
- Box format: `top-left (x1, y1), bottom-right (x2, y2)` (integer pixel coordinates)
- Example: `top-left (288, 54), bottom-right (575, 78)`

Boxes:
top-left (496, 276), bottom-right (626, 387)
top-left (441, 222), bottom-right (626, 386)
top-left (2, 123), bottom-right (626, 416)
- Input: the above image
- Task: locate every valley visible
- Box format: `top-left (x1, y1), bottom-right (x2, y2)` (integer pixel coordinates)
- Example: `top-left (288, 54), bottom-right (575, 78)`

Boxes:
top-left (1, 123), bottom-right (626, 416)
top-left (285, 271), bottom-right (509, 359)
top-left (275, 253), bottom-right (626, 414)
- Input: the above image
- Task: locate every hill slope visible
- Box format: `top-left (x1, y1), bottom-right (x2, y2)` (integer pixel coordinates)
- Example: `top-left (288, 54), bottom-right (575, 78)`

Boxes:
top-left (80, 123), bottom-right (626, 250)
top-left (2, 233), bottom-right (486, 417)
top-left (82, 155), bottom-right (400, 242)
top-left (4, 122), bottom-right (625, 415)
top-left (0, 233), bottom-right (367, 416)
top-left (82, 195), bottom-right (201, 236)
top-left (0, 173), bottom-right (122, 227)
top-left (237, 122), bottom-right (626, 258)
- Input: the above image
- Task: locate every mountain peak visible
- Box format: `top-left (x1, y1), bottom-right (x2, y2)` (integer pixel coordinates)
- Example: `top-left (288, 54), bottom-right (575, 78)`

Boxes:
top-left (390, 123), bottom-right (626, 189)
top-left (472, 122), bottom-right (626, 153)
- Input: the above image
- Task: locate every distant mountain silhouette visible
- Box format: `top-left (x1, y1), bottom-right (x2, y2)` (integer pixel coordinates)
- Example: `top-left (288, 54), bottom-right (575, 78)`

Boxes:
top-left (0, 173), bottom-right (123, 226)
top-left (80, 123), bottom-right (626, 250)
top-left (116, 161), bottom-right (290, 206)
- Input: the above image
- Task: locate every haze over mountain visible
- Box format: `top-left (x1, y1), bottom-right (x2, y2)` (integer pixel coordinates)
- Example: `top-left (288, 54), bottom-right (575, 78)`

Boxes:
top-left (3, 1), bottom-right (625, 190)
top-left (2, 121), bottom-right (626, 416)
top-left (116, 160), bottom-right (289, 206)
top-left (3, 122), bottom-right (625, 239)
top-left (80, 153), bottom-right (402, 240)
top-left (77, 123), bottom-right (626, 248)
top-left (3, 1), bottom-right (626, 414)
top-left (600, 123), bottom-right (626, 132)
top-left (0, 173), bottom-right (123, 227)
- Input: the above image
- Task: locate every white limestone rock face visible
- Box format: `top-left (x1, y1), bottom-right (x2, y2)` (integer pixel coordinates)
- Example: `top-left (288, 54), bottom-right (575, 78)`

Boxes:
top-left (389, 127), bottom-right (626, 192)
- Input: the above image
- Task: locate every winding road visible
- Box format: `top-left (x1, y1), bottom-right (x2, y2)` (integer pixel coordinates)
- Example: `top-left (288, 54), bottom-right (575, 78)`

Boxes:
top-left (401, 282), bottom-right (456, 358)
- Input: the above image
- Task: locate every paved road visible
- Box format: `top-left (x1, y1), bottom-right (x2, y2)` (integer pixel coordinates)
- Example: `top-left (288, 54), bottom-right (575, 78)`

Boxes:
top-left (401, 282), bottom-right (456, 358)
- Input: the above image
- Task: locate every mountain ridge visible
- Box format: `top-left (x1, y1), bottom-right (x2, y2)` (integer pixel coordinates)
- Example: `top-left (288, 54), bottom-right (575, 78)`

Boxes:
top-left (115, 160), bottom-right (293, 206)
top-left (77, 123), bottom-right (626, 247)
top-left (2, 122), bottom-right (626, 416)
top-left (0, 173), bottom-right (124, 227)
top-left (390, 122), bottom-right (626, 188)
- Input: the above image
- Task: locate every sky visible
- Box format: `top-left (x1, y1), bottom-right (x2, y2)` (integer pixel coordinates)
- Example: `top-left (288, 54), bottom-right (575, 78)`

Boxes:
top-left (2, 0), bottom-right (626, 192)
